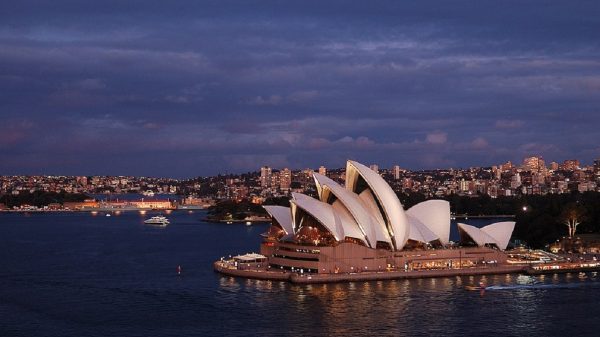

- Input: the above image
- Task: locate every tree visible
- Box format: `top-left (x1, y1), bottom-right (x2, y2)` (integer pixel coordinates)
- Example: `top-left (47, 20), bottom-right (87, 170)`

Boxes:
top-left (561, 203), bottom-right (586, 237)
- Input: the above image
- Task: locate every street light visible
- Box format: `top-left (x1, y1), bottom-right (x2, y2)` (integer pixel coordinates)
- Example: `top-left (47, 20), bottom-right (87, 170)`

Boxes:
top-left (522, 206), bottom-right (528, 212)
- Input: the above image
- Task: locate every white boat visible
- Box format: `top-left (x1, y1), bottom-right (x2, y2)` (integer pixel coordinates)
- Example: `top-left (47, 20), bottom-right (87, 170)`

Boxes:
top-left (142, 190), bottom-right (155, 197)
top-left (144, 215), bottom-right (170, 226)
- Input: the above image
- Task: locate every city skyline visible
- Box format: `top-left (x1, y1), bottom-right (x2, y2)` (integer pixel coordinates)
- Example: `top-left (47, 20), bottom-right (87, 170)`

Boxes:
top-left (0, 155), bottom-right (598, 179)
top-left (2, 156), bottom-right (599, 204)
top-left (2, 1), bottom-right (600, 177)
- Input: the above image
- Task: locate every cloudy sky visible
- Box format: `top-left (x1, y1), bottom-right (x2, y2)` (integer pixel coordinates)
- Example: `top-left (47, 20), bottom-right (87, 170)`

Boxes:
top-left (1, 1), bottom-right (599, 177)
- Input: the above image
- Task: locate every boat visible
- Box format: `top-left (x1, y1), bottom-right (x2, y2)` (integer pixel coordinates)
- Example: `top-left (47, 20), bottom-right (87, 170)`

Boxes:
top-left (144, 215), bottom-right (170, 226)
top-left (142, 190), bottom-right (155, 197)
top-left (245, 221), bottom-right (252, 226)
top-left (465, 282), bottom-right (486, 291)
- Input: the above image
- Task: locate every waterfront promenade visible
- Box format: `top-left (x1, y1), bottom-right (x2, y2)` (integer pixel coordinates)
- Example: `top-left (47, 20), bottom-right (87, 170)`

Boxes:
top-left (214, 259), bottom-right (600, 284)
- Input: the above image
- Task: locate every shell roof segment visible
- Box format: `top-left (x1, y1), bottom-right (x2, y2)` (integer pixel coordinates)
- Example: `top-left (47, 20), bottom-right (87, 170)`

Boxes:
top-left (457, 222), bottom-right (515, 250)
top-left (263, 205), bottom-right (294, 235)
top-left (291, 192), bottom-right (344, 241)
top-left (313, 173), bottom-right (390, 248)
top-left (346, 160), bottom-right (409, 250)
top-left (406, 200), bottom-right (451, 244)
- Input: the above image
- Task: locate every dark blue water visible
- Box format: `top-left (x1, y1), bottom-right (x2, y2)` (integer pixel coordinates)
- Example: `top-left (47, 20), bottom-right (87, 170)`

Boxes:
top-left (1, 212), bottom-right (600, 337)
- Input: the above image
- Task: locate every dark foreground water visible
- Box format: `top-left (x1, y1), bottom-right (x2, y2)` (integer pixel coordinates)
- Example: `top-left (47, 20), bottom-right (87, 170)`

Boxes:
top-left (1, 212), bottom-right (600, 337)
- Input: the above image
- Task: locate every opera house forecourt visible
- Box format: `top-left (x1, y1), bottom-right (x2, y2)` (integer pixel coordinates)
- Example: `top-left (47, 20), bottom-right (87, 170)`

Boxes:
top-left (214, 160), bottom-right (523, 283)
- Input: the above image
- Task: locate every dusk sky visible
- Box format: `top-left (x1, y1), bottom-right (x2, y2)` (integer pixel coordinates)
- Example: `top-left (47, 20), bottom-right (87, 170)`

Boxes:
top-left (1, 1), bottom-right (600, 178)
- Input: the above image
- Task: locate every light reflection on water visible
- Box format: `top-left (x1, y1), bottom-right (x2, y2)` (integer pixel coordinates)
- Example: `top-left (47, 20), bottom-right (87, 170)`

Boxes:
top-left (215, 272), bottom-right (600, 336)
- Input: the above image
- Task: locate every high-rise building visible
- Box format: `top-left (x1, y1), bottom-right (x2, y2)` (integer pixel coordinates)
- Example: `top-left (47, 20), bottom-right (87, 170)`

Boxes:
top-left (549, 162), bottom-right (559, 171)
top-left (500, 161), bottom-right (513, 171)
top-left (459, 179), bottom-right (468, 192)
top-left (562, 159), bottom-right (580, 171)
top-left (270, 173), bottom-right (280, 190)
top-left (510, 173), bottom-right (522, 189)
top-left (393, 165), bottom-right (401, 180)
top-left (318, 166), bottom-right (327, 176)
top-left (369, 164), bottom-right (379, 173)
top-left (260, 166), bottom-right (272, 188)
top-left (523, 156), bottom-right (545, 172)
top-left (594, 159), bottom-right (600, 175)
top-left (279, 168), bottom-right (291, 191)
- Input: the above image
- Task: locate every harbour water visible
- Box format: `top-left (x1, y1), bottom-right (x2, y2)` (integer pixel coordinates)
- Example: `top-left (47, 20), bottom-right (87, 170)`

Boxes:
top-left (1, 212), bottom-right (600, 337)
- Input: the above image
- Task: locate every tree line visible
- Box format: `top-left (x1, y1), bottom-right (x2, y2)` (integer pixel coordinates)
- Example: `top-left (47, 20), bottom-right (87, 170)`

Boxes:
top-left (0, 191), bottom-right (88, 208)
top-left (398, 191), bottom-right (600, 248)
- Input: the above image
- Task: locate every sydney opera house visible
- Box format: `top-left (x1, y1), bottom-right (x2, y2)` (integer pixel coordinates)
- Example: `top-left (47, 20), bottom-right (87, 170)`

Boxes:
top-left (216, 160), bottom-right (517, 281)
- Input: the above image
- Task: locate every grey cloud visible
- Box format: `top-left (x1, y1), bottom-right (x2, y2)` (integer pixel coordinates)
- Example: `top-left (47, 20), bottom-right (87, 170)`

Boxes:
top-left (1, 1), bottom-right (600, 176)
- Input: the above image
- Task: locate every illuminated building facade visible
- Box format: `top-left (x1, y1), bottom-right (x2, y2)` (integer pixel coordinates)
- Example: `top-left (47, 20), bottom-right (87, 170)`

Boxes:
top-left (523, 156), bottom-right (545, 172)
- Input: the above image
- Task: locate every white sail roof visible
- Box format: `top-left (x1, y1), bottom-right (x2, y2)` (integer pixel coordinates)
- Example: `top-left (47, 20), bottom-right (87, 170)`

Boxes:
top-left (313, 173), bottom-right (390, 247)
top-left (406, 200), bottom-right (451, 244)
top-left (407, 215), bottom-right (439, 243)
top-left (457, 223), bottom-right (497, 248)
top-left (331, 200), bottom-right (368, 246)
top-left (346, 160), bottom-right (409, 250)
top-left (457, 222), bottom-right (515, 250)
top-left (291, 193), bottom-right (344, 241)
top-left (481, 221), bottom-right (515, 251)
top-left (263, 205), bottom-right (294, 235)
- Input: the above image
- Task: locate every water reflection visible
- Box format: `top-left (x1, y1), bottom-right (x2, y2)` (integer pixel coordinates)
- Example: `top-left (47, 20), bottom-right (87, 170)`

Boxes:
top-left (217, 271), bottom-right (600, 335)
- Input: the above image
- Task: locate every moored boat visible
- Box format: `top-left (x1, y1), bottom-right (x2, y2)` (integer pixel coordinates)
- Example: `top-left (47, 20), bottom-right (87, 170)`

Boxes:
top-left (144, 215), bottom-right (170, 226)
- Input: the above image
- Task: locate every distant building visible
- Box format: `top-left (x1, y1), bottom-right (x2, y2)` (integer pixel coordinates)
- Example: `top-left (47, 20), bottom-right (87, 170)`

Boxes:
top-left (269, 173), bottom-right (280, 191)
top-left (129, 200), bottom-right (173, 209)
top-left (76, 176), bottom-right (88, 186)
top-left (393, 165), bottom-right (401, 180)
top-left (318, 166), bottom-right (327, 176)
top-left (523, 156), bottom-right (545, 172)
top-left (260, 166), bottom-right (272, 188)
top-left (549, 235), bottom-right (600, 254)
top-left (279, 168), bottom-right (291, 191)
top-left (402, 178), bottom-right (413, 190)
top-left (549, 162), bottom-right (559, 171)
top-left (369, 164), bottom-right (379, 173)
top-left (595, 159), bottom-right (600, 176)
top-left (562, 159), bottom-right (580, 171)
top-left (63, 200), bottom-right (99, 210)
top-left (500, 161), bottom-right (513, 171)
top-left (510, 173), bottom-right (522, 189)
top-left (459, 179), bottom-right (469, 192)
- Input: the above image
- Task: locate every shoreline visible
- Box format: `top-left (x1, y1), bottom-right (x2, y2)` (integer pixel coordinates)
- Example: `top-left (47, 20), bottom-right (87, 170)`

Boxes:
top-left (0, 208), bottom-right (206, 213)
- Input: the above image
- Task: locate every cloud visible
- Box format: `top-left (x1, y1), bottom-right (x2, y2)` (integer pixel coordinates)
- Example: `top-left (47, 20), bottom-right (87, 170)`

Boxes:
top-left (495, 120), bottom-right (524, 129)
top-left (425, 131), bottom-right (448, 144)
top-left (470, 137), bottom-right (489, 150)
top-left (1, 1), bottom-right (600, 176)
top-left (249, 95), bottom-right (283, 106)
top-left (248, 90), bottom-right (318, 106)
